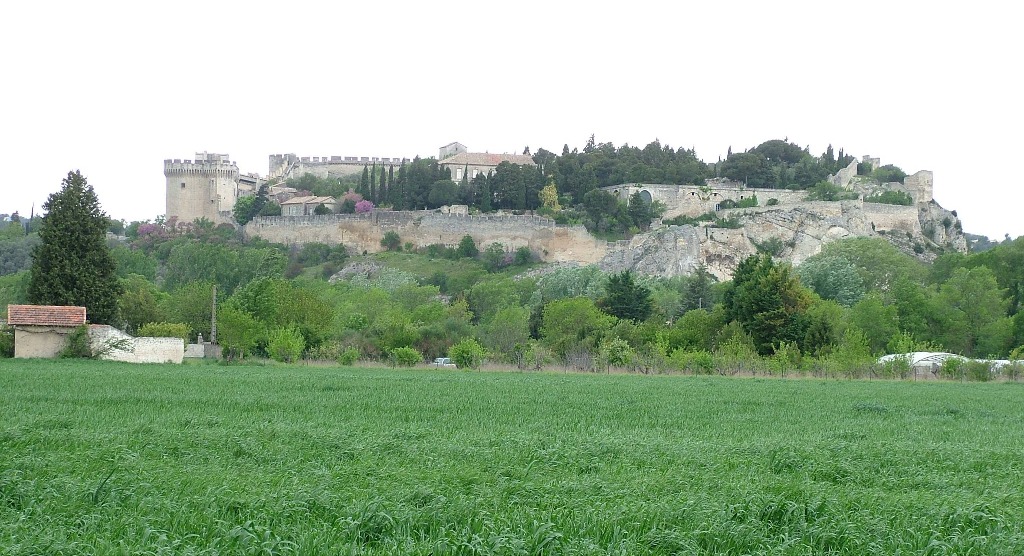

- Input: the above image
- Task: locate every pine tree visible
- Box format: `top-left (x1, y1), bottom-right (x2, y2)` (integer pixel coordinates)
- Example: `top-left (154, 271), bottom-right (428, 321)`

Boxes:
top-left (28, 170), bottom-right (123, 324)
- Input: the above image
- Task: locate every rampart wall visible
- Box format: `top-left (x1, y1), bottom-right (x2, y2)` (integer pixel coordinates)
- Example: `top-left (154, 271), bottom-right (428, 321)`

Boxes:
top-left (245, 212), bottom-right (609, 264)
top-left (605, 183), bottom-right (809, 218)
top-left (269, 154), bottom-right (412, 180)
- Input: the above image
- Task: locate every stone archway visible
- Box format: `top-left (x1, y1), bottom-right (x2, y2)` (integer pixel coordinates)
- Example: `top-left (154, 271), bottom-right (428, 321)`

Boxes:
top-left (639, 189), bottom-right (653, 204)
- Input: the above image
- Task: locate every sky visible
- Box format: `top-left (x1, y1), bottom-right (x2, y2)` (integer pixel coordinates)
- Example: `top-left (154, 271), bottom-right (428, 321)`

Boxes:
top-left (2, 1), bottom-right (1022, 239)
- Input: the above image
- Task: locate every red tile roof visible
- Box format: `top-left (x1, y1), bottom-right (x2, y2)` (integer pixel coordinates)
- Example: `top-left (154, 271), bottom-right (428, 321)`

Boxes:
top-left (7, 305), bottom-right (87, 326)
top-left (438, 152), bottom-right (536, 167)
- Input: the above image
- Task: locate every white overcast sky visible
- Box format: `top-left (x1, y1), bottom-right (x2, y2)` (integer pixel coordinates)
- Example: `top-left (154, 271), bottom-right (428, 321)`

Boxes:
top-left (2, 1), bottom-right (1022, 239)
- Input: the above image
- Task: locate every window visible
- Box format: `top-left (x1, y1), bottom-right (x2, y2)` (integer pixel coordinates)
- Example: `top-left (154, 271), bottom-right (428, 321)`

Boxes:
top-left (181, 182), bottom-right (186, 189)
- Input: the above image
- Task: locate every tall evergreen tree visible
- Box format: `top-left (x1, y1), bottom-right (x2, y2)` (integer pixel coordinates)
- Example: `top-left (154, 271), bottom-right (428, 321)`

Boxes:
top-left (601, 270), bottom-right (653, 322)
top-left (369, 164), bottom-right (377, 203)
top-left (387, 165), bottom-right (394, 205)
top-left (28, 170), bottom-right (122, 324)
top-left (358, 166), bottom-right (369, 197)
top-left (477, 173), bottom-right (492, 212)
top-left (378, 163), bottom-right (386, 204)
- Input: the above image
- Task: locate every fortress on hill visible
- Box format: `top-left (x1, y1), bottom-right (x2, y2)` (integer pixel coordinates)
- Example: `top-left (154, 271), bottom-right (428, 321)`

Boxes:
top-left (164, 148), bottom-right (966, 279)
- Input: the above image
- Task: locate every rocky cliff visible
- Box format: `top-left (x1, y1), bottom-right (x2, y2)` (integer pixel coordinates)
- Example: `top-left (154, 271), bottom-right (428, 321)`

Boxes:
top-left (598, 198), bottom-right (966, 279)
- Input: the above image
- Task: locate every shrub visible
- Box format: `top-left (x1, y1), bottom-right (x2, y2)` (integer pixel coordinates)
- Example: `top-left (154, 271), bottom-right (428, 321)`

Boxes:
top-left (449, 339), bottom-right (486, 369)
top-left (389, 346), bottom-right (422, 367)
top-left (719, 195), bottom-right (758, 210)
top-left (0, 325), bottom-right (13, 358)
top-left (878, 354), bottom-right (912, 379)
top-left (355, 200), bottom-right (374, 213)
top-left (483, 243), bottom-right (508, 272)
top-left (965, 360), bottom-right (993, 382)
top-left (338, 346), bottom-right (360, 366)
top-left (1006, 347), bottom-right (1024, 381)
top-left (59, 325), bottom-right (94, 359)
top-left (598, 337), bottom-right (634, 371)
top-left (710, 215), bottom-right (743, 229)
top-left (669, 349), bottom-right (715, 375)
top-left (137, 322), bottom-right (190, 343)
top-left (267, 327), bottom-right (305, 363)
top-left (380, 231), bottom-right (401, 251)
top-left (307, 341), bottom-right (342, 361)
top-left (1003, 361), bottom-right (1023, 381)
top-left (514, 246), bottom-right (533, 266)
top-left (766, 198), bottom-right (780, 206)
top-left (864, 190), bottom-right (913, 206)
top-left (456, 235), bottom-right (478, 258)
top-left (664, 212), bottom-right (716, 227)
top-left (939, 357), bottom-right (965, 381)
top-left (770, 341), bottom-right (802, 377)
top-left (754, 237), bottom-right (785, 257)
top-left (872, 164), bottom-right (907, 184)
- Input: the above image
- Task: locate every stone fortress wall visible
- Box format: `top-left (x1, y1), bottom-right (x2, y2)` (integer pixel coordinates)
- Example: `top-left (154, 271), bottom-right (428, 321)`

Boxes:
top-left (246, 212), bottom-right (610, 264)
top-left (269, 153), bottom-right (412, 181)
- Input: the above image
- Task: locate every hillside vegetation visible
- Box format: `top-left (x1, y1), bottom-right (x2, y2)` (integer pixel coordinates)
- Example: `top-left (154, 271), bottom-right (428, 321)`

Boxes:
top-left (2, 217), bottom-right (1024, 367)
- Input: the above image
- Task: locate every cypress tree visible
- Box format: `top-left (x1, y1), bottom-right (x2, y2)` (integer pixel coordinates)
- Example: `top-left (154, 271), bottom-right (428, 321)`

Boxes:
top-left (28, 170), bottom-right (123, 324)
top-left (378, 163), bottom-right (386, 204)
top-left (386, 165), bottom-right (394, 205)
top-left (369, 164), bottom-right (377, 202)
top-left (358, 166), bottom-right (369, 196)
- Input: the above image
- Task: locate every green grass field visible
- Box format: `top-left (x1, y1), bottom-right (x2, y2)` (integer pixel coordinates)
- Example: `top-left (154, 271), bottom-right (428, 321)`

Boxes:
top-left (2, 360), bottom-right (1023, 555)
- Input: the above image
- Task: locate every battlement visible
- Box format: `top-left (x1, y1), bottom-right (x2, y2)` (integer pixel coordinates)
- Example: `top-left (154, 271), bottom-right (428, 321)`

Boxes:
top-left (271, 154), bottom-right (411, 165)
top-left (163, 158), bottom-right (240, 178)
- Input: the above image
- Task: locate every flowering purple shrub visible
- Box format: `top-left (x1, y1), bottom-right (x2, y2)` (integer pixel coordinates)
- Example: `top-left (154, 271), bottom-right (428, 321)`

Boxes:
top-left (355, 200), bottom-right (375, 214)
top-left (342, 189), bottom-right (363, 203)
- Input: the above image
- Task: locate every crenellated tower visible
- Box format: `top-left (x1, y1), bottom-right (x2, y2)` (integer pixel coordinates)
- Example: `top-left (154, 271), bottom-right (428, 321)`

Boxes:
top-left (164, 152), bottom-right (240, 224)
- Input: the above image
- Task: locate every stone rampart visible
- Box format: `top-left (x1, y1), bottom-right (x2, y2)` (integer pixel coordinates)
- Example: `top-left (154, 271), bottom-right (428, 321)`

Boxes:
top-left (862, 202), bottom-right (920, 233)
top-left (269, 153), bottom-right (412, 180)
top-left (604, 182), bottom-right (809, 218)
top-left (245, 211), bottom-right (608, 264)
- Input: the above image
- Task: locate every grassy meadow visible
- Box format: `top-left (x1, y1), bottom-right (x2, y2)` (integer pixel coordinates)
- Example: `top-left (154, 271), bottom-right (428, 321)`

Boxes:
top-left (2, 359), bottom-right (1023, 555)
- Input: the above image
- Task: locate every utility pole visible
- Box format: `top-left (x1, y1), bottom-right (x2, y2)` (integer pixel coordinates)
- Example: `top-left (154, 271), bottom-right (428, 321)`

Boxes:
top-left (210, 285), bottom-right (217, 344)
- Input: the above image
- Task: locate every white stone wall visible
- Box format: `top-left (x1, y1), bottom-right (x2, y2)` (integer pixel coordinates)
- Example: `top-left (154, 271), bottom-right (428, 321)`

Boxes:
top-left (89, 325), bottom-right (184, 364)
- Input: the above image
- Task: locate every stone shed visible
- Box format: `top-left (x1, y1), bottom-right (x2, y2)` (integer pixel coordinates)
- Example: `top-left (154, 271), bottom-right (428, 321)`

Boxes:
top-left (7, 304), bottom-right (87, 358)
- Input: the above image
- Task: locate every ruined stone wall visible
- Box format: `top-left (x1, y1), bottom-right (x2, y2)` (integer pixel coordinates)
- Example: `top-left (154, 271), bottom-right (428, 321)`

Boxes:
top-left (245, 212), bottom-right (608, 264)
top-left (862, 202), bottom-right (921, 233)
top-left (606, 183), bottom-right (808, 218)
top-left (829, 160), bottom-right (860, 188)
top-left (903, 170), bottom-right (934, 204)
